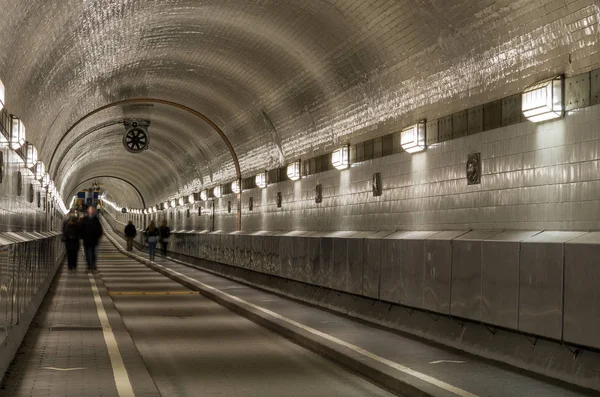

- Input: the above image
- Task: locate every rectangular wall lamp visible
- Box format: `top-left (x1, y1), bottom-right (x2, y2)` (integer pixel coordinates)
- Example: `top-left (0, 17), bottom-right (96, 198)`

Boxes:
top-left (522, 75), bottom-right (563, 122)
top-left (256, 171), bottom-right (268, 188)
top-left (287, 160), bottom-right (301, 181)
top-left (200, 190), bottom-right (208, 201)
top-left (24, 142), bottom-right (38, 168)
top-left (231, 180), bottom-right (240, 194)
top-left (10, 116), bottom-right (25, 150)
top-left (214, 185), bottom-right (222, 198)
top-left (332, 145), bottom-right (350, 169)
top-left (401, 120), bottom-right (426, 153)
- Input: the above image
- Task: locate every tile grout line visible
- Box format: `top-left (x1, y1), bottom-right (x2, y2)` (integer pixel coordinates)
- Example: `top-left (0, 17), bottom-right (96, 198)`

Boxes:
top-left (88, 272), bottom-right (136, 397)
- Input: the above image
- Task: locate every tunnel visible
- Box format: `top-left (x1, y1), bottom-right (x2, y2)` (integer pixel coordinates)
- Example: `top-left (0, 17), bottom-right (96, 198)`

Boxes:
top-left (0, 0), bottom-right (597, 396)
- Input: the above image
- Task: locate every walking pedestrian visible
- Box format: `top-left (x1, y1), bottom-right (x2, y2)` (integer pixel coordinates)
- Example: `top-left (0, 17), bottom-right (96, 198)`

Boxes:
top-left (80, 206), bottom-right (103, 272)
top-left (124, 220), bottom-right (137, 251)
top-left (144, 220), bottom-right (159, 260)
top-left (159, 219), bottom-right (171, 257)
top-left (62, 215), bottom-right (80, 272)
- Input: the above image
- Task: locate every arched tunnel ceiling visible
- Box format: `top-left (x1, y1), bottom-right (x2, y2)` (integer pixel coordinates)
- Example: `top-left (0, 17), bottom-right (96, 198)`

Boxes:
top-left (0, 0), bottom-right (598, 208)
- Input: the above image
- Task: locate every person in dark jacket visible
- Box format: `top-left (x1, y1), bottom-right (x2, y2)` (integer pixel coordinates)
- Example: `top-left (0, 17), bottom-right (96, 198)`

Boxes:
top-left (62, 216), bottom-right (80, 272)
top-left (124, 221), bottom-right (137, 251)
top-left (79, 206), bottom-right (103, 272)
top-left (144, 220), bottom-right (159, 260)
top-left (158, 220), bottom-right (170, 257)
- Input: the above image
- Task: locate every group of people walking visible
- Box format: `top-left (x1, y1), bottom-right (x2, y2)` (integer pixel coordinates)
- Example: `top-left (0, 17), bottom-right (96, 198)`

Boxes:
top-left (124, 219), bottom-right (170, 260)
top-left (62, 206), bottom-right (103, 272)
top-left (63, 207), bottom-right (171, 272)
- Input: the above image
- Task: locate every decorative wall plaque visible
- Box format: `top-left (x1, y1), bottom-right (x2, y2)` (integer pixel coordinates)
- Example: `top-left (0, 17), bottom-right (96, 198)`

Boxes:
top-left (198, 206), bottom-right (202, 216)
top-left (28, 183), bottom-right (34, 203)
top-left (0, 152), bottom-right (4, 183)
top-left (186, 209), bottom-right (190, 218)
top-left (372, 173), bottom-right (382, 197)
top-left (315, 184), bottom-right (322, 203)
top-left (249, 197), bottom-right (253, 211)
top-left (37, 191), bottom-right (41, 208)
top-left (276, 192), bottom-right (282, 208)
top-left (16, 171), bottom-right (22, 196)
top-left (227, 201), bottom-right (231, 213)
top-left (466, 152), bottom-right (481, 185)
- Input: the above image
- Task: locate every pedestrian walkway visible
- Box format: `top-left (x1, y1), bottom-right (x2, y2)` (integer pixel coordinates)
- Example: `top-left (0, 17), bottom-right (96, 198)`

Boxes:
top-left (104, 224), bottom-right (599, 397)
top-left (0, 250), bottom-right (160, 397)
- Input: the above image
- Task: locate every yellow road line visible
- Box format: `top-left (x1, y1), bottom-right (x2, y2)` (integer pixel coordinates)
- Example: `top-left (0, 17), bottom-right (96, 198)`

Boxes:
top-left (109, 291), bottom-right (199, 296)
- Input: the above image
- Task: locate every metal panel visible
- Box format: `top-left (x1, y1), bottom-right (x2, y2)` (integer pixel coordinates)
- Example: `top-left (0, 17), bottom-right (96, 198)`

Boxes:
top-left (438, 115), bottom-right (453, 142)
top-left (518, 231), bottom-right (586, 340)
top-left (481, 231), bottom-right (540, 329)
top-left (451, 231), bottom-right (501, 321)
top-left (346, 233), bottom-right (368, 295)
top-left (362, 231), bottom-right (395, 299)
top-left (591, 69), bottom-right (600, 106)
top-left (332, 238), bottom-right (349, 291)
top-left (483, 99), bottom-right (503, 131)
top-left (565, 72), bottom-right (590, 111)
top-left (564, 232), bottom-right (600, 349)
top-left (425, 119), bottom-right (438, 146)
top-left (308, 235), bottom-right (322, 285)
top-left (452, 110), bottom-right (468, 138)
top-left (279, 236), bottom-right (293, 278)
top-left (400, 231), bottom-right (438, 309)
top-left (267, 235), bottom-right (281, 275)
top-left (424, 231), bottom-right (467, 314)
top-left (467, 105), bottom-right (483, 135)
top-left (379, 231), bottom-right (411, 303)
top-left (502, 94), bottom-right (522, 126)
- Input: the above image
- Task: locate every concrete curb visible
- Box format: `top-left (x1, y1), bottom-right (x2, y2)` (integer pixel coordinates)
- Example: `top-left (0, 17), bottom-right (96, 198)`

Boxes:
top-left (103, 231), bottom-right (445, 397)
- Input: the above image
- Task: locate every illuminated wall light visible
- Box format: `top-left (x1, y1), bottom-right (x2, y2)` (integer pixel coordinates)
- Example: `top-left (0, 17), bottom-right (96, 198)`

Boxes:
top-left (332, 145), bottom-right (350, 170)
top-left (188, 194), bottom-right (195, 204)
top-left (213, 185), bottom-right (222, 198)
top-left (35, 161), bottom-right (45, 181)
top-left (171, 199), bottom-right (176, 208)
top-left (255, 171), bottom-right (267, 188)
top-left (400, 120), bottom-right (427, 153)
top-left (200, 190), bottom-right (208, 201)
top-left (143, 209), bottom-right (148, 215)
top-left (164, 201), bottom-right (169, 209)
top-left (287, 160), bottom-right (301, 181)
top-left (24, 142), bottom-right (38, 168)
top-left (522, 75), bottom-right (563, 122)
top-left (155, 205), bottom-right (160, 212)
top-left (231, 180), bottom-right (240, 194)
top-left (9, 116), bottom-right (25, 150)
top-left (178, 197), bottom-right (185, 206)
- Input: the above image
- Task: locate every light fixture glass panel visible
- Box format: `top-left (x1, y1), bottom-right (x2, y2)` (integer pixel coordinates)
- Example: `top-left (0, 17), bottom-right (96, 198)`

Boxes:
top-left (163, 201), bottom-right (169, 209)
top-left (200, 190), bottom-right (207, 201)
top-left (287, 160), bottom-right (301, 181)
top-left (231, 180), bottom-right (240, 194)
top-left (10, 116), bottom-right (25, 150)
top-left (255, 171), bottom-right (267, 188)
top-left (143, 209), bottom-right (148, 215)
top-left (24, 142), bottom-right (37, 168)
top-left (188, 194), bottom-right (195, 204)
top-left (35, 161), bottom-right (45, 181)
top-left (401, 121), bottom-right (427, 153)
top-left (214, 185), bottom-right (222, 198)
top-left (171, 199), bottom-right (176, 208)
top-left (0, 80), bottom-right (4, 112)
top-left (522, 76), bottom-right (563, 122)
top-left (332, 145), bottom-right (350, 170)
top-left (178, 197), bottom-right (185, 206)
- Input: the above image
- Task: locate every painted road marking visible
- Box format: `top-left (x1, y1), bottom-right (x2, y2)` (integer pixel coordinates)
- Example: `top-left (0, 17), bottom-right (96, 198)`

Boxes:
top-left (430, 360), bottom-right (466, 365)
top-left (105, 231), bottom-right (479, 397)
top-left (43, 367), bottom-right (86, 371)
top-left (88, 273), bottom-right (135, 397)
top-left (109, 291), bottom-right (199, 296)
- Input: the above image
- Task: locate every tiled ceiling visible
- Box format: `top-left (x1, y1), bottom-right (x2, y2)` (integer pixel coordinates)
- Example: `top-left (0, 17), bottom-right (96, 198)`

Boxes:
top-left (0, 0), bottom-right (597, 206)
